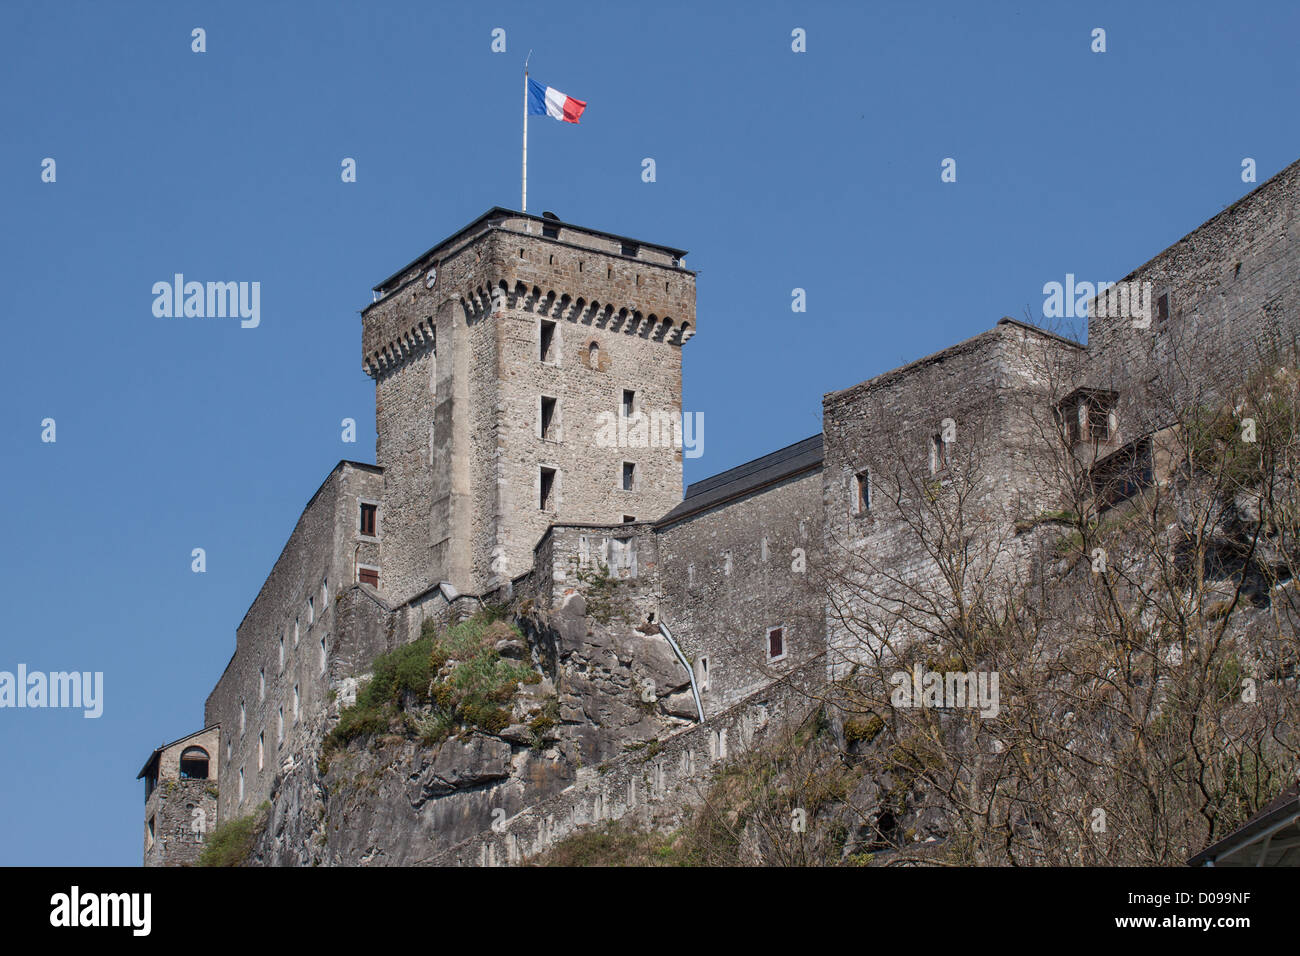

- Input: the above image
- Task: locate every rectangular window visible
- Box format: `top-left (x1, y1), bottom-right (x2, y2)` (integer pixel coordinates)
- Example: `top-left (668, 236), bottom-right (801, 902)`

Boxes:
top-left (359, 566), bottom-right (379, 587)
top-left (322, 577), bottom-right (328, 604)
top-left (621, 241), bottom-right (639, 258)
top-left (294, 618), bottom-right (300, 646)
top-left (767, 626), bottom-right (786, 662)
top-left (622, 461), bottom-right (636, 491)
top-left (239, 700), bottom-right (245, 735)
top-left (319, 637), bottom-right (327, 675)
top-left (854, 471), bottom-right (870, 514)
top-left (622, 515), bottom-right (636, 523)
top-left (258, 732), bottom-right (264, 771)
top-left (540, 396), bottom-right (557, 440)
top-left (1156, 291), bottom-right (1171, 323)
top-left (293, 684), bottom-right (300, 720)
top-left (238, 768), bottom-right (244, 803)
top-left (540, 467), bottom-right (557, 510)
top-left (277, 707), bottom-right (284, 743)
top-left (539, 319), bottom-right (557, 362)
top-left (360, 502), bottom-right (378, 537)
top-left (259, 668), bottom-right (265, 700)
top-left (542, 222), bottom-right (559, 239)
top-left (695, 656), bottom-right (710, 692)
top-left (622, 389), bottom-right (635, 418)
top-left (308, 596), bottom-right (315, 624)
top-left (278, 636), bottom-right (285, 671)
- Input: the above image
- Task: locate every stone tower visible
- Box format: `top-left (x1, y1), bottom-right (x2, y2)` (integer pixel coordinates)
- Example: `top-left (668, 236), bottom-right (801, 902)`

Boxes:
top-left (138, 726), bottom-right (219, 866)
top-left (361, 209), bottom-right (697, 602)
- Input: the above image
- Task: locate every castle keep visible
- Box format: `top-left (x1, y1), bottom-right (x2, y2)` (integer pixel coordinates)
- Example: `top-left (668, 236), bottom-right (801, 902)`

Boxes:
top-left (140, 161), bottom-right (1300, 865)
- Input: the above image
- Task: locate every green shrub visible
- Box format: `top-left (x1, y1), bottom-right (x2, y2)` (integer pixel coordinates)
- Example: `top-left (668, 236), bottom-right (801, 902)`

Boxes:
top-left (325, 611), bottom-right (548, 754)
top-left (197, 802), bottom-right (270, 867)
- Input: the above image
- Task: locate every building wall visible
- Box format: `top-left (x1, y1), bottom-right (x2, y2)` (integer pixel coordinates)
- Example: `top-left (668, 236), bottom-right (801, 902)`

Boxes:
top-left (657, 469), bottom-right (825, 716)
top-left (821, 322), bottom-right (1082, 678)
top-left (204, 462), bottom-right (383, 824)
top-left (1087, 158), bottom-right (1300, 437)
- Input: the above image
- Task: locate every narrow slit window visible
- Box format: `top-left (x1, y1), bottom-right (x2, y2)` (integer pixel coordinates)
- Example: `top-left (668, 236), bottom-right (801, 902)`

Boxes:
top-left (540, 467), bottom-right (557, 510)
top-left (622, 461), bottom-right (636, 491)
top-left (539, 320), bottom-right (557, 362)
top-left (855, 471), bottom-right (870, 514)
top-left (540, 396), bottom-right (557, 440)
top-left (931, 434), bottom-right (949, 474)
top-left (622, 389), bottom-right (635, 417)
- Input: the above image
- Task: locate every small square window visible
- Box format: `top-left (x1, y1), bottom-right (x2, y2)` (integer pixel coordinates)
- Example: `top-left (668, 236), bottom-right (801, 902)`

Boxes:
top-left (767, 626), bottom-right (786, 662)
top-left (621, 241), bottom-right (639, 258)
top-left (360, 502), bottom-right (378, 537)
top-left (359, 566), bottom-right (379, 588)
top-left (542, 222), bottom-right (559, 239)
top-left (622, 461), bottom-right (636, 491)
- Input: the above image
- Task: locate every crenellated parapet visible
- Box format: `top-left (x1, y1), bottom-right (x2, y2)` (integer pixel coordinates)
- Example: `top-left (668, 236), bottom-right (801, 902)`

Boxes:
top-left (459, 279), bottom-right (693, 345)
top-left (362, 315), bottom-right (435, 379)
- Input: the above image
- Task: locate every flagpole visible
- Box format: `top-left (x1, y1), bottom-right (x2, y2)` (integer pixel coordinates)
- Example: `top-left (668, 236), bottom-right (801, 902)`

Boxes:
top-left (522, 50), bottom-right (532, 218)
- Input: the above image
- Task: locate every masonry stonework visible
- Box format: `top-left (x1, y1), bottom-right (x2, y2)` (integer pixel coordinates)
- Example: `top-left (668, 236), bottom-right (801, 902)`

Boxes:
top-left (141, 164), bottom-right (1300, 864)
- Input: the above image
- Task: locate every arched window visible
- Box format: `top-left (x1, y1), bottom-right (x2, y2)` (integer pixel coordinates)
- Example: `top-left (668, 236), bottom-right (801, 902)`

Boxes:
top-left (588, 341), bottom-right (600, 365)
top-left (179, 747), bottom-right (210, 780)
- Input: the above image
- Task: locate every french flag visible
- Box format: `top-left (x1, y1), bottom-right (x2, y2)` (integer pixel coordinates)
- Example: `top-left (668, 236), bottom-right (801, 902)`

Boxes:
top-left (527, 78), bottom-right (587, 124)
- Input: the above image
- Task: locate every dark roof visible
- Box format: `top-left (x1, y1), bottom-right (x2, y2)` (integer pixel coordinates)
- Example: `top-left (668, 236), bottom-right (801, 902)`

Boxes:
top-left (371, 206), bottom-right (691, 293)
top-left (1188, 783), bottom-right (1300, 866)
top-left (656, 434), bottom-right (823, 527)
top-left (136, 725), bottom-right (218, 779)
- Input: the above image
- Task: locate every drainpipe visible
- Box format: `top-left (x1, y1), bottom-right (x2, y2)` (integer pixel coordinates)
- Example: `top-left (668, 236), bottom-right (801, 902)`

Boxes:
top-left (657, 620), bottom-right (704, 722)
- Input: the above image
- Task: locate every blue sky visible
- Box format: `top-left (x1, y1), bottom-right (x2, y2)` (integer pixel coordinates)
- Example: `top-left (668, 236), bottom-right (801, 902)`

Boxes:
top-left (1, 0), bottom-right (1297, 865)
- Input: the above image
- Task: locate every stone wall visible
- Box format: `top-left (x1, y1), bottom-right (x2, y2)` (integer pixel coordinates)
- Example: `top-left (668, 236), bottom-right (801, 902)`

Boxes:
top-left (821, 320), bottom-right (1084, 678)
top-left (204, 461), bottom-right (382, 825)
top-left (1087, 158), bottom-right (1300, 437)
top-left (424, 657), bottom-right (824, 866)
top-left (657, 464), bottom-right (825, 717)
